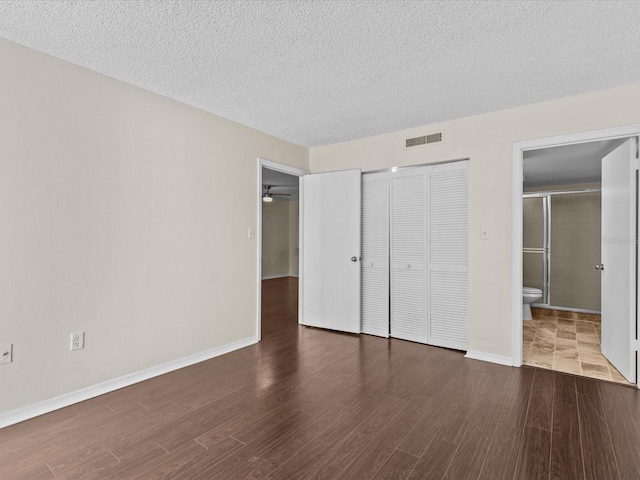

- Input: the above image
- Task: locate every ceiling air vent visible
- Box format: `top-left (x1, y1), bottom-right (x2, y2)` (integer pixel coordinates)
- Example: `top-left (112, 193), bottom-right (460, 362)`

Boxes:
top-left (405, 132), bottom-right (443, 149)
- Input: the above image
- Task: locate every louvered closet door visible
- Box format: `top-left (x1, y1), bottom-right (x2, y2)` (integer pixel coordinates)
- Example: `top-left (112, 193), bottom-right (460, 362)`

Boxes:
top-left (390, 166), bottom-right (428, 343)
top-left (361, 172), bottom-right (390, 337)
top-left (427, 161), bottom-right (469, 350)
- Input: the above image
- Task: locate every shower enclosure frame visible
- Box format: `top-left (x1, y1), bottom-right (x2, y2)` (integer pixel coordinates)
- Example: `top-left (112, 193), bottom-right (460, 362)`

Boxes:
top-left (523, 188), bottom-right (602, 312)
top-left (522, 194), bottom-right (550, 305)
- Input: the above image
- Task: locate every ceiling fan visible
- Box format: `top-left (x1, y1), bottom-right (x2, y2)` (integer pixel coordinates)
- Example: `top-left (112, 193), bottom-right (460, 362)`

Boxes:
top-left (262, 185), bottom-right (292, 203)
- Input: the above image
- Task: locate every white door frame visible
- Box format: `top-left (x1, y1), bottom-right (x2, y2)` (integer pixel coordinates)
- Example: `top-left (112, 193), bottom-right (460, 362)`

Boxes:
top-left (257, 158), bottom-right (308, 341)
top-left (512, 124), bottom-right (640, 384)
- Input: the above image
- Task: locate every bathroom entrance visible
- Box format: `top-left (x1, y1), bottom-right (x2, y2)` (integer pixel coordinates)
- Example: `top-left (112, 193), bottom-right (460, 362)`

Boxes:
top-left (513, 129), bottom-right (640, 386)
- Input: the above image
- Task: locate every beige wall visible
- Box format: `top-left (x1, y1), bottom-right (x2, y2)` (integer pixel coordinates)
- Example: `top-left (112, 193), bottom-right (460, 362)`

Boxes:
top-left (289, 201), bottom-right (299, 276)
top-left (262, 200), bottom-right (292, 278)
top-left (310, 83), bottom-right (640, 359)
top-left (261, 199), bottom-right (299, 278)
top-left (0, 39), bottom-right (308, 413)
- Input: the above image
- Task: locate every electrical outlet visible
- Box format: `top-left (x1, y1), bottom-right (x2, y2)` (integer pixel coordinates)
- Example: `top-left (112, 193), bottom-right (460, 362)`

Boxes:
top-left (248, 227), bottom-right (256, 239)
top-left (0, 344), bottom-right (12, 364)
top-left (70, 332), bottom-right (85, 351)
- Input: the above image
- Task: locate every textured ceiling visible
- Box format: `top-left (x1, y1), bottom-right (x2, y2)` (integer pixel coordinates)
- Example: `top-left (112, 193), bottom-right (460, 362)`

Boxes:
top-left (523, 139), bottom-right (625, 188)
top-left (1, 1), bottom-right (640, 147)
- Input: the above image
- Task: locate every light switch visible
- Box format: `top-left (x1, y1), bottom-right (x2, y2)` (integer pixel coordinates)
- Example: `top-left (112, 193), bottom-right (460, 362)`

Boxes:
top-left (0, 344), bottom-right (12, 365)
top-left (480, 227), bottom-right (489, 240)
top-left (248, 227), bottom-right (256, 239)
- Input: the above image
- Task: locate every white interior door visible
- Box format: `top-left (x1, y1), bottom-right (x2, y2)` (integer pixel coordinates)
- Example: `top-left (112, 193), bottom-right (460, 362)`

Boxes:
top-left (390, 166), bottom-right (428, 343)
top-left (427, 161), bottom-right (469, 350)
top-left (361, 172), bottom-right (389, 337)
top-left (601, 138), bottom-right (637, 383)
top-left (301, 169), bottom-right (361, 333)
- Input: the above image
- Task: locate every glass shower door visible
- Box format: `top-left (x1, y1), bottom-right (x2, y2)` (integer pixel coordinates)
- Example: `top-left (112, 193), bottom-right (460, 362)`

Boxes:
top-left (523, 196), bottom-right (549, 304)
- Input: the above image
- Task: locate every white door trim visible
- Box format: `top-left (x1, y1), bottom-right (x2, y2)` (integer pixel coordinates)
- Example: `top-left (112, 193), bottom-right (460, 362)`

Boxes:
top-left (512, 124), bottom-right (640, 383)
top-left (257, 158), bottom-right (308, 341)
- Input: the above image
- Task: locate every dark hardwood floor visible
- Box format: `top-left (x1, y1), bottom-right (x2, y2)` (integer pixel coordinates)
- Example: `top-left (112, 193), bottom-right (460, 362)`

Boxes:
top-left (1, 276), bottom-right (639, 479)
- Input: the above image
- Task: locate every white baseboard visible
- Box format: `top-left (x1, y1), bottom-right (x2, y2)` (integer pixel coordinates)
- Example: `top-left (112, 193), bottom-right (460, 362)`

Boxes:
top-left (0, 334), bottom-right (259, 429)
top-left (464, 350), bottom-right (514, 367)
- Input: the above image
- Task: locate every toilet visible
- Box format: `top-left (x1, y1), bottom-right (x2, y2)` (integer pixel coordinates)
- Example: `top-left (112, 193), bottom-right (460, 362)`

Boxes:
top-left (522, 287), bottom-right (543, 321)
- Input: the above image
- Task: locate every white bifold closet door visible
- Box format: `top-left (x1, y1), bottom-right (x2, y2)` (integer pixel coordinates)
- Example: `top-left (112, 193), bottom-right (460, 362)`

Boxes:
top-left (361, 172), bottom-right (390, 337)
top-left (390, 166), bottom-right (428, 343)
top-left (427, 161), bottom-right (469, 350)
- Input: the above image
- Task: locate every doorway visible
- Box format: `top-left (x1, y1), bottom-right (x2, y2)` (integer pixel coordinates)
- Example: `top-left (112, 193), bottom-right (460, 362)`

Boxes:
top-left (512, 126), bottom-right (640, 387)
top-left (256, 159), bottom-right (307, 340)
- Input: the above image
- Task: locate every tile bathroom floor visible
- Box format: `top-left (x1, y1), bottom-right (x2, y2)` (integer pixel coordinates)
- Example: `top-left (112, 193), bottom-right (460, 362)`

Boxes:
top-left (523, 316), bottom-right (632, 385)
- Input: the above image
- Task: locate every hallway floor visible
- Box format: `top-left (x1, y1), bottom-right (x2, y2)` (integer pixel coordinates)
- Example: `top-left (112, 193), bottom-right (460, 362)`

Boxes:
top-left (523, 315), bottom-right (631, 385)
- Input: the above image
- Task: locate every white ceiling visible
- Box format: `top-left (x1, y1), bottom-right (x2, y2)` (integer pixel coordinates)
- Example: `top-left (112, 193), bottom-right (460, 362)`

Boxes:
top-left (1, 1), bottom-right (640, 147)
top-left (523, 139), bottom-right (626, 188)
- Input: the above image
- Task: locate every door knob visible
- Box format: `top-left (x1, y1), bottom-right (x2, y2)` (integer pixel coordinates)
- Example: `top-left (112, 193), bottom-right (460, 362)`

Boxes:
top-left (595, 264), bottom-right (604, 271)
top-left (351, 256), bottom-right (358, 262)
top-left (406, 264), bottom-right (411, 269)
